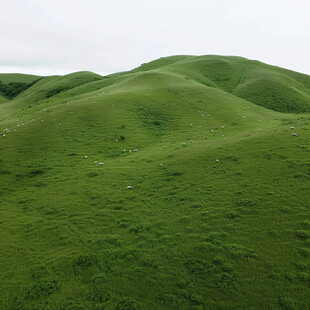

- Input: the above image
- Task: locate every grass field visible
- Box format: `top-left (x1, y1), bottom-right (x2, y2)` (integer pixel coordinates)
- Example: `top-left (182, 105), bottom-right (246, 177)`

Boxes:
top-left (0, 55), bottom-right (310, 309)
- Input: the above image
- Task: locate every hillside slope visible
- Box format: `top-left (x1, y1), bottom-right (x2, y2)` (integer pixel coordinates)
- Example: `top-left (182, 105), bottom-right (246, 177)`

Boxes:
top-left (0, 56), bottom-right (310, 309)
top-left (133, 55), bottom-right (310, 113)
top-left (0, 73), bottom-right (42, 100)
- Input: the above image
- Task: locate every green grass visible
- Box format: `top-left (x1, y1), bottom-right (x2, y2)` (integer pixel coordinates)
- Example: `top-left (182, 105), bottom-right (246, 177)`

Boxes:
top-left (0, 73), bottom-right (43, 100)
top-left (0, 73), bottom-right (41, 84)
top-left (0, 55), bottom-right (310, 309)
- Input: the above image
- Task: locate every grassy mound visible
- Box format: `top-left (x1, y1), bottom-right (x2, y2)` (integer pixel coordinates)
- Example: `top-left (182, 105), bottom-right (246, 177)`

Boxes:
top-left (0, 73), bottom-right (42, 100)
top-left (132, 55), bottom-right (310, 113)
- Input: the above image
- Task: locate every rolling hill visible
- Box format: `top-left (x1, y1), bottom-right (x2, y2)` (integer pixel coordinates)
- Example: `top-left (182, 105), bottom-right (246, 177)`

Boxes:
top-left (0, 55), bottom-right (310, 310)
top-left (0, 73), bottom-right (42, 101)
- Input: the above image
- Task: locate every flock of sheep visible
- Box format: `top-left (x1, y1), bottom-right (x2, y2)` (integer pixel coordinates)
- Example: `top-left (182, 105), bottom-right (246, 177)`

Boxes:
top-left (1, 100), bottom-right (299, 190)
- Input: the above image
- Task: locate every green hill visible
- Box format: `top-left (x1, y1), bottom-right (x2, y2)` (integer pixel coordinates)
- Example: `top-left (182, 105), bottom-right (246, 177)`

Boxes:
top-left (0, 56), bottom-right (310, 310)
top-left (134, 55), bottom-right (310, 113)
top-left (0, 73), bottom-right (41, 84)
top-left (0, 73), bottom-right (42, 100)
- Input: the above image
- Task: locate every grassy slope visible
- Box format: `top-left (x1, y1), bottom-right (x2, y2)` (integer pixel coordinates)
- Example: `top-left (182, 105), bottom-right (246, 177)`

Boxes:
top-left (0, 73), bottom-right (41, 84)
top-left (0, 95), bottom-right (8, 104)
top-left (0, 56), bottom-right (310, 309)
top-left (0, 73), bottom-right (43, 101)
top-left (134, 55), bottom-right (310, 113)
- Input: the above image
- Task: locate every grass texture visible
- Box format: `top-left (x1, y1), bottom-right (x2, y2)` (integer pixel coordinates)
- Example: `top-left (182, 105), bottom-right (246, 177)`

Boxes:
top-left (0, 55), bottom-right (310, 309)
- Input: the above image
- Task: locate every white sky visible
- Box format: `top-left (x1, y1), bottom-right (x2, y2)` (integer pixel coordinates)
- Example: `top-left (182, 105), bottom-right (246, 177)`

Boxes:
top-left (0, 0), bottom-right (309, 76)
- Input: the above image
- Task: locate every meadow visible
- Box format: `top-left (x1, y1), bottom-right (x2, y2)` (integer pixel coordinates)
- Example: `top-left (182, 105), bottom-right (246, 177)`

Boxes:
top-left (0, 55), bottom-right (310, 309)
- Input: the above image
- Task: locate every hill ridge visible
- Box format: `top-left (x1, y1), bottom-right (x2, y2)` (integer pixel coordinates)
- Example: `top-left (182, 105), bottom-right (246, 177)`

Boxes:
top-left (1, 55), bottom-right (310, 113)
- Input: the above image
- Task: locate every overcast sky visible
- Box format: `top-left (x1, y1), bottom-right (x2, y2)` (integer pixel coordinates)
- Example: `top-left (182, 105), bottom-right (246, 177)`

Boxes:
top-left (0, 0), bottom-right (309, 76)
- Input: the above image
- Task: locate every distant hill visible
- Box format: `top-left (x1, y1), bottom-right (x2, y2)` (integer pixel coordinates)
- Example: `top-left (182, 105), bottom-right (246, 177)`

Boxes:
top-left (0, 73), bottom-right (42, 100)
top-left (3, 56), bottom-right (309, 112)
top-left (0, 73), bottom-right (41, 84)
top-left (133, 55), bottom-right (310, 113)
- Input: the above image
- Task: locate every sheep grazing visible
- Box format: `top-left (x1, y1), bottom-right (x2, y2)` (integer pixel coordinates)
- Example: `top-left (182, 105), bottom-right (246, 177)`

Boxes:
top-left (290, 127), bottom-right (295, 129)
top-left (3, 134), bottom-right (5, 137)
top-left (163, 146), bottom-right (167, 148)
top-left (159, 163), bottom-right (164, 166)
top-left (190, 124), bottom-right (192, 126)
top-left (115, 139), bottom-right (118, 142)
top-left (84, 156), bottom-right (88, 159)
top-left (99, 162), bottom-right (104, 165)
top-left (181, 143), bottom-right (186, 145)
top-left (123, 150), bottom-right (126, 152)
top-left (211, 130), bottom-right (214, 132)
top-left (221, 126), bottom-right (225, 129)
top-left (292, 133), bottom-right (298, 137)
top-left (134, 149), bottom-right (138, 152)
top-left (127, 186), bottom-right (133, 189)
top-left (242, 116), bottom-right (246, 118)
top-left (94, 161), bottom-right (97, 164)
top-left (216, 159), bottom-right (219, 162)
